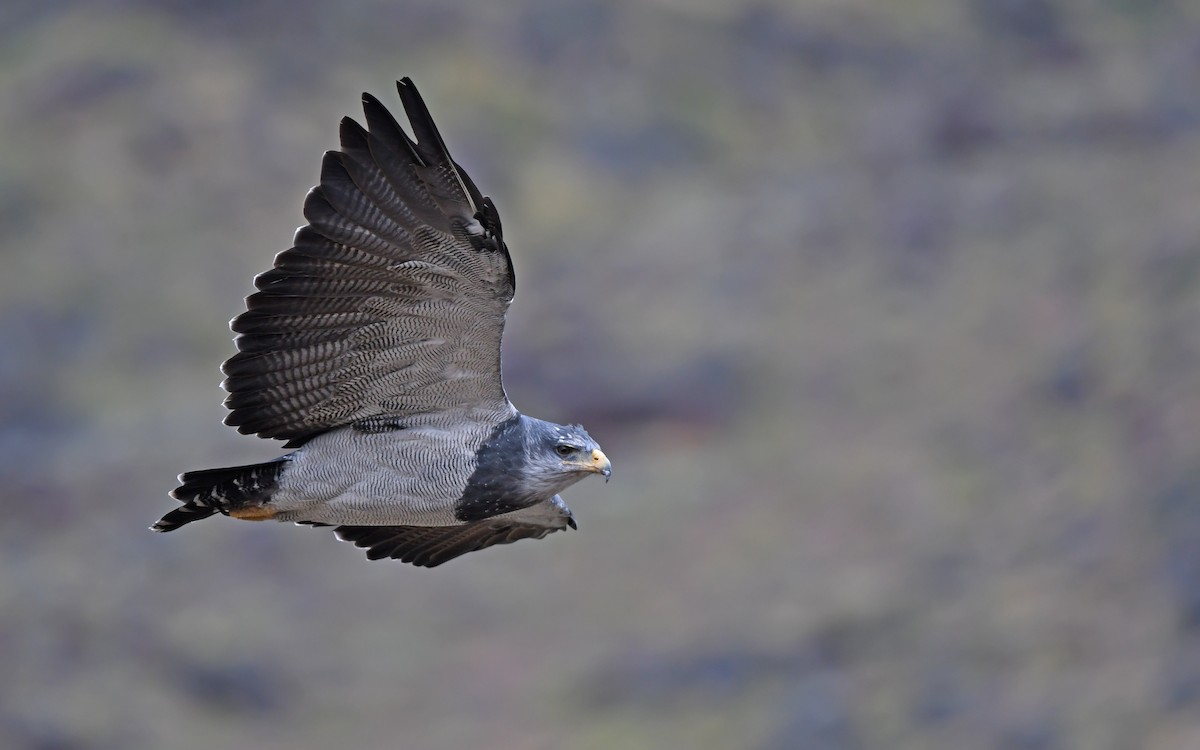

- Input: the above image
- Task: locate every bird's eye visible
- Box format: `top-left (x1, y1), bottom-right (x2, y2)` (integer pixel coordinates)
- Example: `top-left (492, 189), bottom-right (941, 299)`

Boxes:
top-left (555, 445), bottom-right (575, 457)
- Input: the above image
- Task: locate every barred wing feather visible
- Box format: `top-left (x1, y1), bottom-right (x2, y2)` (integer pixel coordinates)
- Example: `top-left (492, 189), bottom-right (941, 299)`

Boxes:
top-left (221, 79), bottom-right (517, 445)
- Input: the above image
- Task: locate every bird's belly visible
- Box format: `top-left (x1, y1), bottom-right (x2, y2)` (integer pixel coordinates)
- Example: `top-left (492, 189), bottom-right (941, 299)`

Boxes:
top-left (265, 425), bottom-right (483, 526)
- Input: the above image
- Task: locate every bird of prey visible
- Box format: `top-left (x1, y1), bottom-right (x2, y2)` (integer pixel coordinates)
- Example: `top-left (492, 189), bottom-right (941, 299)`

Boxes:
top-left (153, 78), bottom-right (610, 567)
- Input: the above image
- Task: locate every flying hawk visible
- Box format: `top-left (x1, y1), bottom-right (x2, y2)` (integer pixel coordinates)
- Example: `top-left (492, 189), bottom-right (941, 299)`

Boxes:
top-left (153, 78), bottom-right (611, 567)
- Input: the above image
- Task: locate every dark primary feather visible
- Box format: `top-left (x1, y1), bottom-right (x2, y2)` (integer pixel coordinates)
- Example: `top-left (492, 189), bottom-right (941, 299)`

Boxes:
top-left (221, 78), bottom-right (517, 445)
top-left (334, 521), bottom-right (570, 568)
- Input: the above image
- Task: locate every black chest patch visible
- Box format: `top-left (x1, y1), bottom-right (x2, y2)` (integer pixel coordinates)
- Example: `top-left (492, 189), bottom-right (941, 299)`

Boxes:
top-left (455, 416), bottom-right (532, 522)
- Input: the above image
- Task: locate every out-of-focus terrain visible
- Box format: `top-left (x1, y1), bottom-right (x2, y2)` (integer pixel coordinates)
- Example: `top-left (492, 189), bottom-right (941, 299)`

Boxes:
top-left (4, 1), bottom-right (1200, 748)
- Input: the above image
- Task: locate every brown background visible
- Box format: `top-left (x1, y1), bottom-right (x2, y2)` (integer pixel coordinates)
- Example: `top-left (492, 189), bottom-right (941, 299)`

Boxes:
top-left (4, 1), bottom-right (1200, 748)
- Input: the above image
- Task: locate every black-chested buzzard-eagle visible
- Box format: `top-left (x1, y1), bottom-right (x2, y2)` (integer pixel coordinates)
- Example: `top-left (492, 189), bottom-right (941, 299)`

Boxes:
top-left (152, 78), bottom-right (610, 567)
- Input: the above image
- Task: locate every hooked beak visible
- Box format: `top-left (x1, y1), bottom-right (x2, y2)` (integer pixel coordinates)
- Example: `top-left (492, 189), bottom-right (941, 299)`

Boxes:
top-left (586, 448), bottom-right (612, 481)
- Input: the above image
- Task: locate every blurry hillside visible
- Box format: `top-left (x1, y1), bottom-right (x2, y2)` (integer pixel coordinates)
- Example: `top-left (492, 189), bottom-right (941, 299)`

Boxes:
top-left (4, 0), bottom-right (1200, 748)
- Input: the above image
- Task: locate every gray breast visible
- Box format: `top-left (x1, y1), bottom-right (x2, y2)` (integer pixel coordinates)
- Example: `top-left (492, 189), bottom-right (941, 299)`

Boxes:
top-left (454, 415), bottom-right (535, 522)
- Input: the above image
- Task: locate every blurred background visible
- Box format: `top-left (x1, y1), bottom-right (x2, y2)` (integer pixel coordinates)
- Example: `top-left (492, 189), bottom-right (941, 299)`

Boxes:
top-left (4, 0), bottom-right (1200, 748)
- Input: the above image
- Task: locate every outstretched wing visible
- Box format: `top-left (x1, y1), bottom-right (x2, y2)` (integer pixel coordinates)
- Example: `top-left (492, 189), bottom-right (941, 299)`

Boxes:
top-left (222, 78), bottom-right (517, 445)
top-left (333, 520), bottom-right (572, 568)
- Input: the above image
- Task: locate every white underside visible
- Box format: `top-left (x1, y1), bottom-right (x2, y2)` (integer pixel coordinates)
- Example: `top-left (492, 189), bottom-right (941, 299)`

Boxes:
top-left (264, 423), bottom-right (570, 529)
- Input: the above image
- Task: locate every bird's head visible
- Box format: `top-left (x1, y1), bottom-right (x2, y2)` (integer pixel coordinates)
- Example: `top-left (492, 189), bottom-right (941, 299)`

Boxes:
top-left (523, 419), bottom-right (611, 495)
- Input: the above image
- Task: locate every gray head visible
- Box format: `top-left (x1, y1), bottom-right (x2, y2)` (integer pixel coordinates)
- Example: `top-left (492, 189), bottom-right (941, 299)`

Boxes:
top-left (520, 418), bottom-right (611, 496)
top-left (456, 415), bottom-right (611, 523)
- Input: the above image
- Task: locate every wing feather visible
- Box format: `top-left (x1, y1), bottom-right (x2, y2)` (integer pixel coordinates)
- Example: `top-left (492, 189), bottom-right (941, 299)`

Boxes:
top-left (222, 78), bottom-right (517, 443)
top-left (334, 521), bottom-right (567, 567)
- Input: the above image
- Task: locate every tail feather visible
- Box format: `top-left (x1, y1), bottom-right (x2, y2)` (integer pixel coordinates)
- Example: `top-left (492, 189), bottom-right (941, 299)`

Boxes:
top-left (153, 458), bottom-right (289, 532)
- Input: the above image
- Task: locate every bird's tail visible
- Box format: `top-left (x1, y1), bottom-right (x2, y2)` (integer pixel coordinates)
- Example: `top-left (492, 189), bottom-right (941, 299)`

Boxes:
top-left (152, 457), bottom-right (290, 532)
